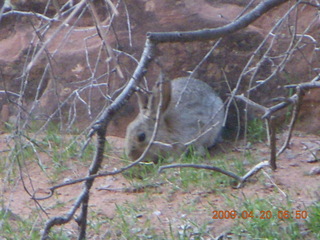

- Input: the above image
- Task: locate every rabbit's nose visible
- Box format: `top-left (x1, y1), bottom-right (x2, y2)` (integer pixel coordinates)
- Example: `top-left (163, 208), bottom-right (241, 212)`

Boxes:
top-left (128, 149), bottom-right (143, 161)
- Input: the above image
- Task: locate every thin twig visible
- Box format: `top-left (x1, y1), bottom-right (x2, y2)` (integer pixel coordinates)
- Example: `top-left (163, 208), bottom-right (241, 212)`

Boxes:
top-left (277, 87), bottom-right (302, 156)
top-left (262, 170), bottom-right (288, 198)
top-left (148, 0), bottom-right (288, 43)
top-left (87, 0), bottom-right (124, 79)
top-left (26, 0), bottom-right (87, 72)
top-left (234, 94), bottom-right (269, 113)
top-left (237, 161), bottom-right (271, 188)
top-left (268, 117), bottom-right (277, 170)
top-left (159, 163), bottom-right (242, 182)
top-left (3, 10), bottom-right (58, 22)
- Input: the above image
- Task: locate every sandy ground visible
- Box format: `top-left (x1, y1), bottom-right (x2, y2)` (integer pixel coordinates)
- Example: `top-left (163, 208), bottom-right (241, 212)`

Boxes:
top-left (1, 132), bottom-right (319, 238)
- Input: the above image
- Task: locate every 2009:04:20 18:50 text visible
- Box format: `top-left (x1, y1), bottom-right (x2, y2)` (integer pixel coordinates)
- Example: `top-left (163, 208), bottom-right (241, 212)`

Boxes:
top-left (212, 210), bottom-right (308, 220)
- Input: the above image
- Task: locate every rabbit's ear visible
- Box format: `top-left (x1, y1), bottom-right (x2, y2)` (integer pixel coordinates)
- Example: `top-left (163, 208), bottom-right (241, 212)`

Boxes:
top-left (148, 75), bottom-right (171, 117)
top-left (136, 90), bottom-right (149, 112)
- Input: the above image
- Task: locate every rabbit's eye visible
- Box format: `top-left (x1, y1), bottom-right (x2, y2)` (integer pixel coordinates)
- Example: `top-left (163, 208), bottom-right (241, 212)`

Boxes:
top-left (138, 132), bottom-right (146, 142)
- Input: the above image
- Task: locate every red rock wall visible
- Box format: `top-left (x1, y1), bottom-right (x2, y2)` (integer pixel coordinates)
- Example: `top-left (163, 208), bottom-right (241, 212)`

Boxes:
top-left (0, 0), bottom-right (319, 136)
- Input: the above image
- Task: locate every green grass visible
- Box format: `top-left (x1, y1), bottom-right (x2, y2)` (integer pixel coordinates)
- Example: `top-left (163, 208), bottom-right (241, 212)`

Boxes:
top-left (67, 189), bottom-right (320, 240)
top-left (1, 125), bottom-right (319, 239)
top-left (306, 202), bottom-right (320, 239)
top-left (247, 118), bottom-right (267, 143)
top-left (123, 145), bottom-right (248, 190)
top-left (97, 200), bottom-right (214, 240)
top-left (223, 194), bottom-right (319, 240)
top-left (0, 127), bottom-right (96, 239)
top-left (0, 209), bottom-right (70, 239)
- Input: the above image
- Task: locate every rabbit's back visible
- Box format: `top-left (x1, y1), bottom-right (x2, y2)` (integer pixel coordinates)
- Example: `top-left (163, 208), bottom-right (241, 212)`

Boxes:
top-left (164, 77), bottom-right (224, 150)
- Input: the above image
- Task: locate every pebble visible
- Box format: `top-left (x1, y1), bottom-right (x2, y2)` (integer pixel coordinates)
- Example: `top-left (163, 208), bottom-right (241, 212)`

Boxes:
top-left (309, 166), bottom-right (320, 175)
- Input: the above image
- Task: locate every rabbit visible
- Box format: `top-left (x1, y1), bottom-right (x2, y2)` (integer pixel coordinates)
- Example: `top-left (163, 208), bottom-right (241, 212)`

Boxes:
top-left (125, 75), bottom-right (225, 162)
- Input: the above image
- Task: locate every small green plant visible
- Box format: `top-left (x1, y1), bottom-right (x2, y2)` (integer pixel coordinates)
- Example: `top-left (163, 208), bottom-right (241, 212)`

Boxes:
top-left (122, 159), bottom-right (160, 181)
top-left (247, 118), bottom-right (267, 143)
top-left (0, 209), bottom-right (70, 239)
top-left (306, 202), bottom-right (320, 238)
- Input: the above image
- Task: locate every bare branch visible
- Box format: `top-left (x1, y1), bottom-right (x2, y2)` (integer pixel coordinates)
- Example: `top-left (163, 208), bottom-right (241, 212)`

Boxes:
top-left (237, 161), bottom-right (271, 188)
top-left (268, 117), bottom-right (277, 170)
top-left (285, 79), bottom-right (320, 89)
top-left (148, 0), bottom-right (288, 43)
top-left (159, 163), bottom-right (242, 182)
top-left (2, 10), bottom-right (58, 22)
top-left (234, 94), bottom-right (269, 113)
top-left (158, 161), bottom-right (273, 189)
top-left (87, 0), bottom-right (124, 79)
top-left (299, 1), bottom-right (320, 8)
top-left (26, 0), bottom-right (87, 72)
top-left (277, 88), bottom-right (303, 155)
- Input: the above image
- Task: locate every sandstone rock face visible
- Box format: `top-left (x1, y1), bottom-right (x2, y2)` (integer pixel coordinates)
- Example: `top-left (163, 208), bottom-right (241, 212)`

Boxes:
top-left (0, 0), bottom-right (319, 136)
top-left (298, 89), bottom-right (320, 134)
